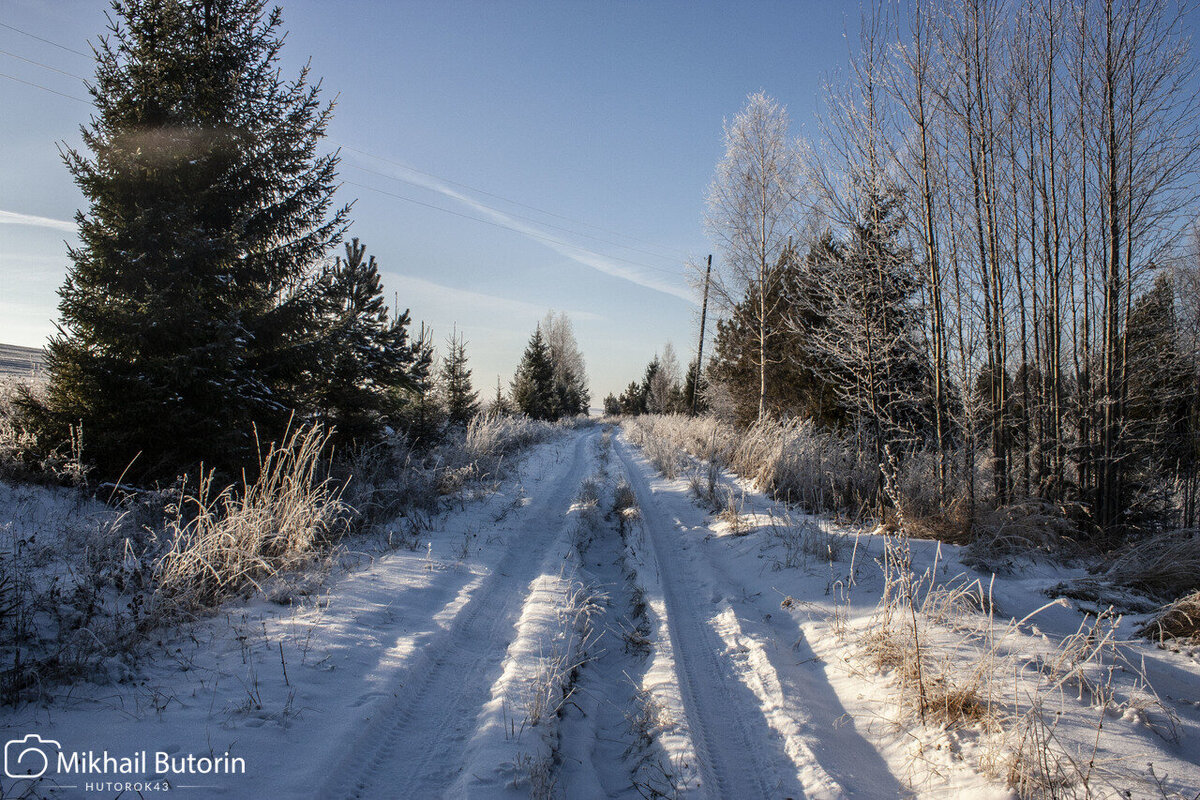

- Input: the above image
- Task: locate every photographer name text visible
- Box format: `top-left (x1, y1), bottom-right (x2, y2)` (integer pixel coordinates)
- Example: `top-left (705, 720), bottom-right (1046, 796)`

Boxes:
top-left (58, 750), bottom-right (245, 776)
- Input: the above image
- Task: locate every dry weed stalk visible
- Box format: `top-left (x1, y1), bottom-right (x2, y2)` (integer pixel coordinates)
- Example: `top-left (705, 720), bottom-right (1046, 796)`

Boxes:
top-left (156, 423), bottom-right (347, 610)
top-left (527, 580), bottom-right (604, 726)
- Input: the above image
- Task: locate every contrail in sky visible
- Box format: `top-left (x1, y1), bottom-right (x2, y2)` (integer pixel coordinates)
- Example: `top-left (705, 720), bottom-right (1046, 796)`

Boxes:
top-left (345, 155), bottom-right (696, 306)
top-left (0, 209), bottom-right (75, 232)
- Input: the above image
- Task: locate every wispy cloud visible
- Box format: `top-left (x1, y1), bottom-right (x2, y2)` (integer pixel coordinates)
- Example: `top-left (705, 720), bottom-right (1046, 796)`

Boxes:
top-left (384, 273), bottom-right (603, 323)
top-left (345, 155), bottom-right (696, 305)
top-left (0, 209), bottom-right (75, 232)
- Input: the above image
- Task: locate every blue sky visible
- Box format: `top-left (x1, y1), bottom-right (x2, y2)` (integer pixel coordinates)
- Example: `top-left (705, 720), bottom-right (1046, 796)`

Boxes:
top-left (1, 0), bottom-right (857, 399)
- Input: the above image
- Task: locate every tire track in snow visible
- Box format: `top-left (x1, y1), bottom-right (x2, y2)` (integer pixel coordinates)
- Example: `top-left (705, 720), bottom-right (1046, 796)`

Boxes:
top-left (313, 429), bottom-right (596, 799)
top-left (615, 436), bottom-right (800, 800)
top-left (553, 432), bottom-right (690, 798)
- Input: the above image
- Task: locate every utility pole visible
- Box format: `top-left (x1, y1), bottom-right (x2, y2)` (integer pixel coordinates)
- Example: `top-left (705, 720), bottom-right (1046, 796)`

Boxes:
top-left (691, 254), bottom-right (712, 415)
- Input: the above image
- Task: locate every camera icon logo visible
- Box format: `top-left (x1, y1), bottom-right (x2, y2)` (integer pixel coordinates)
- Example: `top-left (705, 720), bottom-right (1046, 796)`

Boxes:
top-left (5, 734), bottom-right (61, 779)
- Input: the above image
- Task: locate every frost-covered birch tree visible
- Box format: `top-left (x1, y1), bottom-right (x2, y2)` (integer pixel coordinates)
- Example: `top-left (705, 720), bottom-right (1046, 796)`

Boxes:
top-left (704, 92), bottom-right (809, 422)
top-left (541, 311), bottom-right (590, 416)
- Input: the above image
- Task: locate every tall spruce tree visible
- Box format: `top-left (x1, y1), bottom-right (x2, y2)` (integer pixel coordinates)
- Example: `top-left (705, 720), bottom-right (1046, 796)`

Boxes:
top-left (617, 381), bottom-right (646, 416)
top-left (439, 328), bottom-right (480, 426)
top-left (1123, 275), bottom-right (1196, 523)
top-left (511, 327), bottom-right (557, 420)
top-left (683, 358), bottom-right (708, 415)
top-left (797, 186), bottom-right (933, 455)
top-left (37, 0), bottom-right (347, 480)
top-left (638, 356), bottom-right (659, 414)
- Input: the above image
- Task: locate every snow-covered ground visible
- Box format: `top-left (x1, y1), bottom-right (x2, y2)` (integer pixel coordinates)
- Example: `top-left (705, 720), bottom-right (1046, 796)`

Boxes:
top-left (2, 425), bottom-right (1198, 798)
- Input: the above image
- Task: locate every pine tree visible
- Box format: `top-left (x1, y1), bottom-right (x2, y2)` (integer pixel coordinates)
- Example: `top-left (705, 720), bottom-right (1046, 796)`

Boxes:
top-left (439, 328), bottom-right (479, 426)
top-left (553, 368), bottom-right (588, 418)
top-left (311, 238), bottom-right (418, 443)
top-left (1123, 275), bottom-right (1196, 522)
top-left (639, 356), bottom-right (659, 413)
top-left (35, 0), bottom-right (347, 480)
top-left (683, 358), bottom-right (708, 415)
top-left (511, 327), bottom-right (557, 420)
top-left (392, 323), bottom-right (440, 445)
top-left (617, 381), bottom-right (645, 416)
top-left (486, 376), bottom-right (513, 417)
top-left (798, 185), bottom-right (933, 455)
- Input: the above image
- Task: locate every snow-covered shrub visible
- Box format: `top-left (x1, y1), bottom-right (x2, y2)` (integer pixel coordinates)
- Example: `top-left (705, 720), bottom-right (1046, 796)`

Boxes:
top-left (963, 498), bottom-right (1086, 570)
top-left (157, 414), bottom-right (569, 611)
top-left (992, 607), bottom-right (1182, 798)
top-left (611, 481), bottom-right (639, 534)
top-left (0, 406), bottom-right (570, 700)
top-left (1105, 528), bottom-right (1200, 602)
top-left (463, 414), bottom-right (561, 469)
top-left (0, 378), bottom-right (88, 486)
top-left (625, 688), bottom-right (685, 798)
top-left (522, 581), bottom-right (602, 730)
top-left (624, 414), bottom-right (1003, 544)
top-left (851, 520), bottom-right (1184, 797)
top-left (570, 475), bottom-right (604, 556)
top-left (337, 436), bottom-right (441, 530)
top-left (884, 448), bottom-right (978, 545)
top-left (688, 457), bottom-right (723, 511)
top-left (766, 513), bottom-right (845, 569)
top-left (623, 414), bottom-right (877, 515)
top-left (624, 419), bottom-right (684, 479)
top-left (0, 479), bottom-right (156, 702)
top-left (339, 416), bottom-right (563, 531)
top-left (1140, 590), bottom-right (1200, 643)
top-left (0, 379), bottom-right (36, 476)
top-left (577, 477), bottom-right (601, 507)
top-left (713, 485), bottom-right (749, 535)
top-left (731, 417), bottom-right (879, 515)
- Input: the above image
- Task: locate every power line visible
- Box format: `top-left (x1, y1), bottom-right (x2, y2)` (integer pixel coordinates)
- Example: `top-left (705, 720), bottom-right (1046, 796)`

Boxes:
top-left (0, 21), bottom-right (91, 58)
top-left (0, 70), bottom-right (89, 103)
top-left (343, 179), bottom-right (683, 278)
top-left (0, 48), bottom-right (88, 80)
